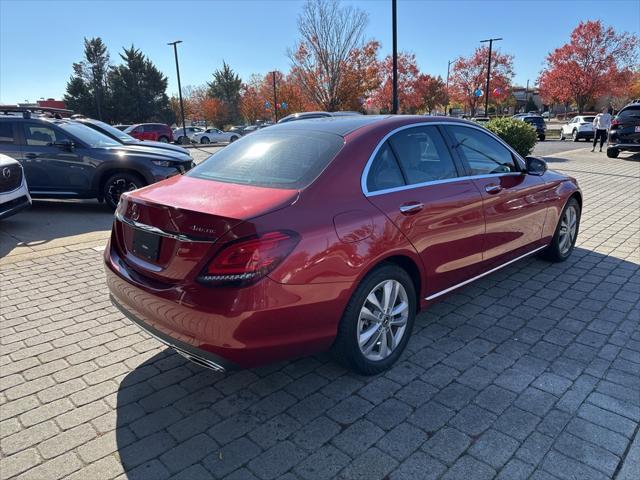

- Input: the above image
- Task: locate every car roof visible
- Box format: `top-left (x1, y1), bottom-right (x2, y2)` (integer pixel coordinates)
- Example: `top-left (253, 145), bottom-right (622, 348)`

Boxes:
top-left (263, 115), bottom-right (482, 137)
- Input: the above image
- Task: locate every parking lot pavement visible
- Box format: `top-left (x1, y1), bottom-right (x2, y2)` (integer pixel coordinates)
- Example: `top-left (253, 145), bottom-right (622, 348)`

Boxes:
top-left (1, 148), bottom-right (638, 480)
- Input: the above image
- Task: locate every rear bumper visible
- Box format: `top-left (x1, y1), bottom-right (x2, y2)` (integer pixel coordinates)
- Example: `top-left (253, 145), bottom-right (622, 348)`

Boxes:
top-left (607, 143), bottom-right (640, 152)
top-left (0, 194), bottom-right (31, 220)
top-left (104, 242), bottom-right (351, 369)
top-left (111, 295), bottom-right (235, 371)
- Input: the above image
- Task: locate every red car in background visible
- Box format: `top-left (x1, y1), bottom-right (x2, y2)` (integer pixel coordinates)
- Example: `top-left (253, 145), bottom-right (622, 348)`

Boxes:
top-left (124, 123), bottom-right (174, 143)
top-left (105, 116), bottom-right (582, 374)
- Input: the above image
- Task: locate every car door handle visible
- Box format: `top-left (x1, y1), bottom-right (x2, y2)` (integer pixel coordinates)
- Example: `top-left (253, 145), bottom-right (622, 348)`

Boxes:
top-left (399, 202), bottom-right (424, 214)
top-left (25, 153), bottom-right (37, 159)
top-left (485, 184), bottom-right (502, 194)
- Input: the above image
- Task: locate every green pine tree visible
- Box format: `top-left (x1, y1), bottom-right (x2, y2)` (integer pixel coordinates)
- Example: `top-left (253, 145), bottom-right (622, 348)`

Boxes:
top-left (109, 46), bottom-right (173, 124)
top-left (63, 37), bottom-right (111, 120)
top-left (207, 61), bottom-right (242, 124)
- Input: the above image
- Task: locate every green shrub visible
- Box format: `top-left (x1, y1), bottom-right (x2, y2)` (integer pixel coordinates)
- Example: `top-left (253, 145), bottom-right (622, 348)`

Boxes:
top-left (486, 117), bottom-right (537, 158)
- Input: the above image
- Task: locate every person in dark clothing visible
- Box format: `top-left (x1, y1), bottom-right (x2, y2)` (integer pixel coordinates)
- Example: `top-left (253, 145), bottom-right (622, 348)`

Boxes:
top-left (591, 107), bottom-right (612, 152)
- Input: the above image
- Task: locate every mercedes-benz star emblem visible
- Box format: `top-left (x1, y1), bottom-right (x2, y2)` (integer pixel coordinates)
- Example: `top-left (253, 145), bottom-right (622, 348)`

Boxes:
top-left (2, 167), bottom-right (10, 179)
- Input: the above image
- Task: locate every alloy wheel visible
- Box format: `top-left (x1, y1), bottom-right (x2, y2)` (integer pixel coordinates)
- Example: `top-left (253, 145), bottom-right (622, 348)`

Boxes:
top-left (558, 205), bottom-right (578, 255)
top-left (106, 178), bottom-right (139, 207)
top-left (357, 279), bottom-right (409, 361)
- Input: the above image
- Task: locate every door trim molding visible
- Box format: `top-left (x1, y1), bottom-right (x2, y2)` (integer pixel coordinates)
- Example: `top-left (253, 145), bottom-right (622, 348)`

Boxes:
top-left (424, 245), bottom-right (547, 301)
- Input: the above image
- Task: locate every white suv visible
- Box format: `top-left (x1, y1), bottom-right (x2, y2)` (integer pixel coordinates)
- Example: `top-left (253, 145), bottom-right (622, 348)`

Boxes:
top-left (0, 153), bottom-right (31, 220)
top-left (560, 116), bottom-right (595, 142)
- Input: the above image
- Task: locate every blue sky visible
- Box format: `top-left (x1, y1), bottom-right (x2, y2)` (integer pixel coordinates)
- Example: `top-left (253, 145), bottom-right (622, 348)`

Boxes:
top-left (1, 0), bottom-right (638, 104)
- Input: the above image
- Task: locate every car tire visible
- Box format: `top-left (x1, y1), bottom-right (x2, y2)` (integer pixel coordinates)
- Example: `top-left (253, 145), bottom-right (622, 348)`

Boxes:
top-left (559, 131), bottom-right (565, 141)
top-left (177, 136), bottom-right (186, 145)
top-left (230, 136), bottom-right (238, 143)
top-left (102, 172), bottom-right (146, 210)
top-left (200, 137), bottom-right (210, 144)
top-left (332, 264), bottom-right (416, 375)
top-left (158, 136), bottom-right (169, 143)
top-left (540, 197), bottom-right (581, 263)
top-left (572, 129), bottom-right (579, 142)
top-left (606, 148), bottom-right (619, 158)
top-left (539, 134), bottom-right (546, 141)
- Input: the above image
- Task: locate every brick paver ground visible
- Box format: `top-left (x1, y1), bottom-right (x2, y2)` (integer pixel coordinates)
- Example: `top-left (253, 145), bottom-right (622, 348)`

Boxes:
top-left (1, 148), bottom-right (638, 480)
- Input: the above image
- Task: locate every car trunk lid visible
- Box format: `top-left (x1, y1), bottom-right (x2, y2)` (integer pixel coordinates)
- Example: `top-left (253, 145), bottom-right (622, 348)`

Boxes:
top-left (113, 174), bottom-right (299, 282)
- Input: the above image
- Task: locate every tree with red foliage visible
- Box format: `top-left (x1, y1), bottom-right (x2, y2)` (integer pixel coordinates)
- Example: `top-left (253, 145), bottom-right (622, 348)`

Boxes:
top-left (449, 47), bottom-right (514, 116)
top-left (538, 20), bottom-right (638, 113)
top-left (370, 52), bottom-right (420, 113)
top-left (201, 97), bottom-right (228, 128)
top-left (414, 74), bottom-right (447, 114)
top-left (239, 75), bottom-right (271, 124)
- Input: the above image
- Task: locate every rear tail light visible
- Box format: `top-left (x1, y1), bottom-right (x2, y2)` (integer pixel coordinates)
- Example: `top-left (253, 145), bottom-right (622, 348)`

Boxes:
top-left (198, 231), bottom-right (299, 286)
top-left (611, 118), bottom-right (620, 127)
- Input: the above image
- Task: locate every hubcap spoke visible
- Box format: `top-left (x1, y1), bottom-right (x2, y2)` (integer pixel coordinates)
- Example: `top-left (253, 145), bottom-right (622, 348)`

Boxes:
top-left (391, 301), bottom-right (408, 317)
top-left (358, 324), bottom-right (380, 347)
top-left (366, 291), bottom-right (383, 312)
top-left (362, 329), bottom-right (383, 355)
top-left (382, 281), bottom-right (397, 313)
top-left (359, 306), bottom-right (379, 324)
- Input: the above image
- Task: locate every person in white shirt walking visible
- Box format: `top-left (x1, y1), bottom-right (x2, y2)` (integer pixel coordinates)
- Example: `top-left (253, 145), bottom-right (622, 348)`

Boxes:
top-left (591, 107), bottom-right (612, 152)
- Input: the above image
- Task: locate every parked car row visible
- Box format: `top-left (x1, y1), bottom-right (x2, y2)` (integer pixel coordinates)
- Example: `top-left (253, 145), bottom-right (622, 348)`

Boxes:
top-left (0, 110), bottom-right (195, 215)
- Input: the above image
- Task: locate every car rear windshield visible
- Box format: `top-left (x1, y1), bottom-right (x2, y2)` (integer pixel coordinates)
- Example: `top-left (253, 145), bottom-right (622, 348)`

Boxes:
top-left (187, 130), bottom-right (344, 189)
top-left (524, 117), bottom-right (544, 125)
top-left (582, 117), bottom-right (595, 123)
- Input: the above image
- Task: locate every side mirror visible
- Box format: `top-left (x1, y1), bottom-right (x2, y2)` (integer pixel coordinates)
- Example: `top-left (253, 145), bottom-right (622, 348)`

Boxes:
top-left (53, 140), bottom-right (75, 151)
top-left (526, 156), bottom-right (547, 176)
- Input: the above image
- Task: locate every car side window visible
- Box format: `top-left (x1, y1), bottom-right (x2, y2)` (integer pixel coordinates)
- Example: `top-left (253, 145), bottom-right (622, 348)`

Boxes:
top-left (23, 124), bottom-right (69, 146)
top-left (366, 142), bottom-right (405, 193)
top-left (0, 122), bottom-right (15, 144)
top-left (445, 125), bottom-right (518, 175)
top-left (388, 126), bottom-right (458, 185)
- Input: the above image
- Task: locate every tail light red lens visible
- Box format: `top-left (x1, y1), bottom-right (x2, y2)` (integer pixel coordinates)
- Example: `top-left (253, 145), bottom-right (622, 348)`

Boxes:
top-left (199, 231), bottom-right (299, 286)
top-left (611, 118), bottom-right (620, 127)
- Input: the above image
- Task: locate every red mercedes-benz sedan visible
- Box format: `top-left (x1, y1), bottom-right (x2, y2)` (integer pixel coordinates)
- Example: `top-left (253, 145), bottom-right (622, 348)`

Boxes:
top-left (105, 116), bottom-right (581, 374)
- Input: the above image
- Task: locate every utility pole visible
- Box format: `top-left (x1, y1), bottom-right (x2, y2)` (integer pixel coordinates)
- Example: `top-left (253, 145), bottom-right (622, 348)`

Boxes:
top-left (525, 79), bottom-right (530, 112)
top-left (391, 0), bottom-right (398, 114)
top-left (271, 71), bottom-right (278, 122)
top-left (445, 59), bottom-right (453, 116)
top-left (480, 37), bottom-right (502, 117)
top-left (167, 40), bottom-right (187, 142)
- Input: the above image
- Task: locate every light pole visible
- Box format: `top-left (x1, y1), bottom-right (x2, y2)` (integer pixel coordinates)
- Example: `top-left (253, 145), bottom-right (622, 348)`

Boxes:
top-left (480, 37), bottom-right (502, 117)
top-left (271, 71), bottom-right (279, 122)
top-left (168, 40), bottom-right (187, 143)
top-left (445, 59), bottom-right (453, 116)
top-left (391, 0), bottom-right (398, 114)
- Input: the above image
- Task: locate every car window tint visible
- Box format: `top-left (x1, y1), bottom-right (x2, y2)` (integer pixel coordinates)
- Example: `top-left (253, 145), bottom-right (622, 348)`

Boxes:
top-left (446, 125), bottom-right (517, 175)
top-left (366, 142), bottom-right (405, 192)
top-left (24, 124), bottom-right (69, 146)
top-left (189, 130), bottom-right (343, 189)
top-left (0, 122), bottom-right (15, 144)
top-left (618, 106), bottom-right (640, 119)
top-left (388, 126), bottom-right (457, 185)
